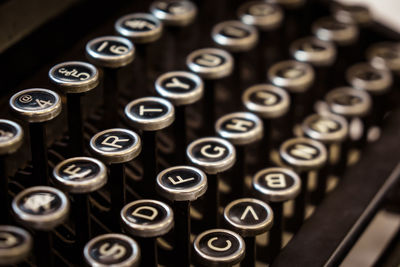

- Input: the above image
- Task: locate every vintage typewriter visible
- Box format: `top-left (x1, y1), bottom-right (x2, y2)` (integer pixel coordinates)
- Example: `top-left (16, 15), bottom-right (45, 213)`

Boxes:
top-left (0, 0), bottom-right (399, 266)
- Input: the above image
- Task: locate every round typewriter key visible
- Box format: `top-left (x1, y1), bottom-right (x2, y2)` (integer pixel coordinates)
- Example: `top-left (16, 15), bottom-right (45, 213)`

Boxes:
top-left (0, 119), bottom-right (23, 224)
top-left (332, 3), bottom-right (372, 26)
top-left (212, 20), bottom-right (258, 53)
top-left (302, 113), bottom-right (348, 203)
top-left (84, 233), bottom-right (140, 267)
top-left (150, 0), bottom-right (197, 27)
top-left (115, 13), bottom-right (163, 44)
top-left (187, 48), bottom-right (233, 135)
top-left (187, 137), bottom-right (236, 227)
top-left (346, 62), bottom-right (393, 95)
top-left (280, 137), bottom-right (327, 231)
top-left (155, 71), bottom-right (203, 163)
top-left (312, 17), bottom-right (358, 46)
top-left (268, 60), bottom-right (315, 125)
top-left (193, 228), bottom-right (245, 266)
top-left (215, 112), bottom-right (263, 196)
top-left (125, 97), bottom-right (174, 196)
top-left (238, 1), bottom-right (283, 31)
top-left (49, 61), bottom-right (99, 155)
top-left (252, 167), bottom-right (301, 260)
top-left (12, 186), bottom-right (69, 266)
top-left (86, 36), bottom-right (135, 68)
top-left (366, 42), bottom-right (400, 72)
top-left (53, 157), bottom-right (107, 253)
top-left (0, 225), bottom-right (32, 265)
top-left (10, 88), bottom-right (61, 185)
top-left (242, 84), bottom-right (290, 163)
top-left (156, 166), bottom-right (207, 266)
top-left (121, 199), bottom-right (173, 267)
top-left (290, 36), bottom-right (336, 67)
top-left (224, 198), bottom-right (273, 267)
top-left (90, 128), bottom-right (141, 230)
top-left (86, 36), bottom-right (135, 128)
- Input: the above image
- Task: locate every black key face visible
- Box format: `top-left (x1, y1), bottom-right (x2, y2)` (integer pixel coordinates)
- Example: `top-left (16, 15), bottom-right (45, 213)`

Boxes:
top-left (257, 171), bottom-right (296, 192)
top-left (0, 119), bottom-right (23, 155)
top-left (245, 3), bottom-right (276, 17)
top-left (90, 39), bottom-right (130, 57)
top-left (198, 232), bottom-right (240, 257)
top-left (94, 131), bottom-right (137, 153)
top-left (129, 101), bottom-right (169, 119)
top-left (124, 202), bottom-right (168, 225)
top-left (242, 84), bottom-right (290, 119)
top-left (220, 117), bottom-right (255, 133)
top-left (212, 21), bottom-right (258, 52)
top-left (194, 229), bottom-right (245, 265)
top-left (153, 1), bottom-right (191, 15)
top-left (326, 88), bottom-right (371, 117)
top-left (286, 142), bottom-right (322, 161)
top-left (160, 76), bottom-right (197, 93)
top-left (89, 237), bottom-right (133, 264)
top-left (12, 90), bottom-right (57, 111)
top-left (122, 17), bottom-right (158, 32)
top-left (335, 94), bottom-right (362, 106)
top-left (277, 66), bottom-right (306, 80)
top-left (302, 114), bottom-right (349, 144)
top-left (224, 198), bottom-right (273, 236)
top-left (249, 89), bottom-right (282, 106)
top-left (157, 166), bottom-right (207, 201)
top-left (84, 234), bottom-right (139, 267)
top-left (253, 167), bottom-right (301, 202)
top-left (0, 229), bottom-right (26, 249)
top-left (12, 186), bottom-right (69, 230)
top-left (191, 141), bottom-right (231, 163)
top-left (150, 0), bottom-right (197, 26)
top-left (125, 97), bottom-right (175, 131)
top-left (299, 41), bottom-right (326, 53)
top-left (51, 63), bottom-right (95, 82)
top-left (220, 25), bottom-right (251, 39)
top-left (193, 53), bottom-right (226, 68)
top-left (121, 199), bottom-right (173, 237)
top-left (18, 191), bottom-right (62, 216)
top-left (53, 157), bottom-right (107, 193)
top-left (90, 129), bottom-right (141, 164)
top-left (58, 160), bottom-right (100, 181)
top-left (215, 112), bottom-right (263, 145)
top-left (86, 36), bottom-right (134, 68)
top-left (159, 167), bottom-right (202, 190)
top-left (280, 138), bottom-right (327, 170)
top-left (0, 226), bottom-right (32, 265)
top-left (186, 48), bottom-right (234, 80)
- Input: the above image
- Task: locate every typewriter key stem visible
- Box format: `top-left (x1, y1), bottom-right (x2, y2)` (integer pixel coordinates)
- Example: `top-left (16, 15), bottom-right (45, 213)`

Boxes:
top-left (35, 231), bottom-right (54, 267)
top-left (74, 194), bottom-right (91, 253)
top-left (29, 123), bottom-right (49, 185)
top-left (142, 131), bottom-right (157, 195)
top-left (174, 200), bottom-right (191, 267)
top-left (109, 163), bottom-right (126, 230)
top-left (206, 173), bottom-right (220, 227)
top-left (269, 202), bottom-right (283, 261)
top-left (174, 106), bottom-right (187, 164)
top-left (67, 93), bottom-right (84, 156)
top-left (0, 157), bottom-right (9, 223)
top-left (203, 80), bottom-right (216, 136)
top-left (138, 237), bottom-right (157, 267)
top-left (292, 171), bottom-right (308, 232)
top-left (243, 236), bottom-right (256, 267)
top-left (103, 69), bottom-right (119, 129)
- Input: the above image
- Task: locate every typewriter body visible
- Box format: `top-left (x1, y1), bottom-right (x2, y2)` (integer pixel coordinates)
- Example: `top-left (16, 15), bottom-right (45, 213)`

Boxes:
top-left (0, 0), bottom-right (399, 266)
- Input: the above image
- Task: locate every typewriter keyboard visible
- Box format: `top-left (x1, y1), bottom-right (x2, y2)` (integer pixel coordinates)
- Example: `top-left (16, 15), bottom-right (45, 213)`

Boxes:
top-left (0, 0), bottom-right (399, 266)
